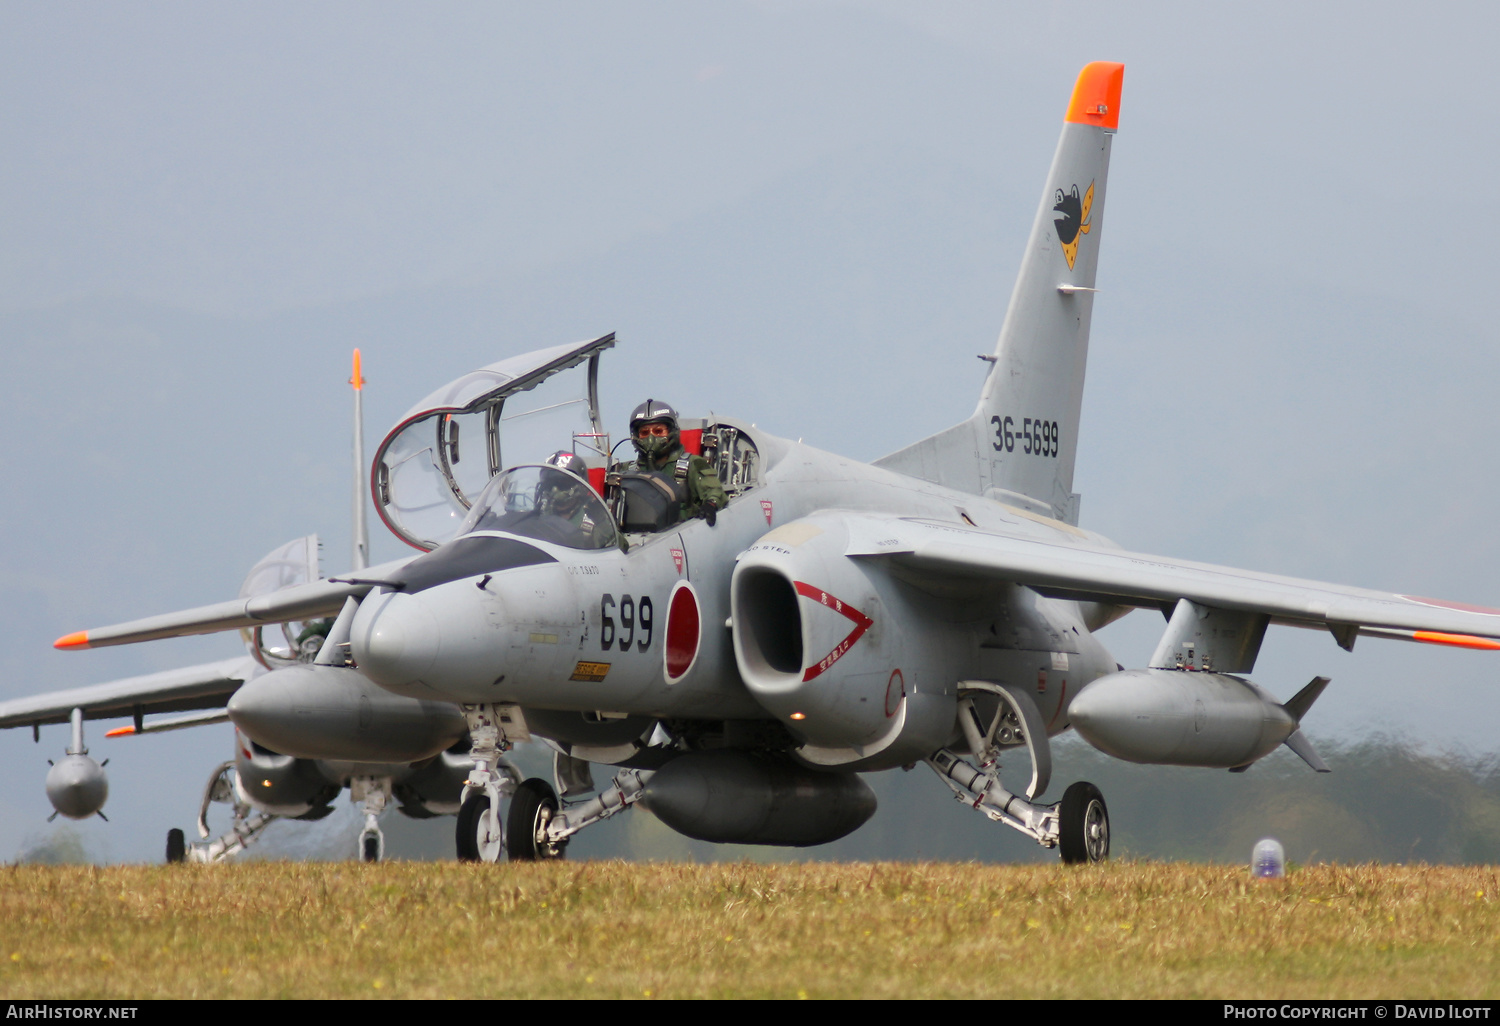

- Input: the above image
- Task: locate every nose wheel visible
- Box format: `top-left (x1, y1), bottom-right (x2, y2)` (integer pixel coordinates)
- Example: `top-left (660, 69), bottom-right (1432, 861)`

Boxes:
top-left (456, 790), bottom-right (506, 863)
top-left (1059, 781), bottom-right (1109, 864)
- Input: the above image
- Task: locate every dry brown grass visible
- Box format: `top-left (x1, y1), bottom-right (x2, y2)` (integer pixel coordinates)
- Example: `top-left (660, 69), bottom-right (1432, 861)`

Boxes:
top-left (1, 860), bottom-right (1496, 999)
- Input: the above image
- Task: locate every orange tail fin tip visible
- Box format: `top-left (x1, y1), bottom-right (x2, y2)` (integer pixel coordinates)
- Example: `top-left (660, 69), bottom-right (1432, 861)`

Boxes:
top-left (1065, 62), bottom-right (1125, 130)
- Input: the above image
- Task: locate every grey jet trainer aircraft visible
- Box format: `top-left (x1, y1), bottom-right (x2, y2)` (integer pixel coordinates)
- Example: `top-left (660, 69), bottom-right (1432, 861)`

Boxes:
top-left (17, 61), bottom-right (1500, 864)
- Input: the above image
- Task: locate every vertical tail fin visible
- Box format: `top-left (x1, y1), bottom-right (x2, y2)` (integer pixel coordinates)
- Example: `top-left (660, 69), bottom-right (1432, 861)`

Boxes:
top-left (875, 62), bottom-right (1123, 524)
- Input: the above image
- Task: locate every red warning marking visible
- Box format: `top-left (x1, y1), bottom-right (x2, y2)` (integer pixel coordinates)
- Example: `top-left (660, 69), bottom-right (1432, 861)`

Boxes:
top-left (1401, 595), bottom-right (1500, 616)
top-left (670, 548), bottom-right (684, 575)
top-left (1048, 679), bottom-right (1069, 730)
top-left (884, 669), bottom-right (905, 718)
top-left (665, 581), bottom-right (702, 681)
top-left (760, 499), bottom-right (774, 525)
top-left (793, 581), bottom-right (874, 682)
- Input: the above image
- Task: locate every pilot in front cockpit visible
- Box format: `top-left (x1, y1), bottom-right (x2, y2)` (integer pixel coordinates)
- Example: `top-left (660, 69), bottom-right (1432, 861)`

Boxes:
top-left (618, 399), bottom-right (727, 528)
top-left (541, 450), bottom-right (615, 548)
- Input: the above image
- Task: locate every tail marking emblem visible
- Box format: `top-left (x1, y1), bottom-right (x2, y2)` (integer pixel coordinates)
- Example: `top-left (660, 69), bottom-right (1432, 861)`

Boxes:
top-left (1054, 180), bottom-right (1095, 270)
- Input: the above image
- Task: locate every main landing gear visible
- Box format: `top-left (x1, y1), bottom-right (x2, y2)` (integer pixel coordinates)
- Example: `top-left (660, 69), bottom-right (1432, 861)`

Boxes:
top-left (457, 777), bottom-right (573, 862)
top-left (926, 681), bottom-right (1110, 864)
top-left (350, 776), bottom-right (393, 864)
top-left (1058, 781), bottom-right (1110, 865)
top-left (165, 762), bottom-right (279, 864)
top-left (506, 778), bottom-right (565, 861)
top-left (454, 703), bottom-right (656, 864)
top-left (455, 765), bottom-right (655, 864)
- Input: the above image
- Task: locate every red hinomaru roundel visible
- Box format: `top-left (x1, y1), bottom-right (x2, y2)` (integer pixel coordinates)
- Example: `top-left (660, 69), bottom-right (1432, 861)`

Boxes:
top-left (664, 580), bottom-right (702, 683)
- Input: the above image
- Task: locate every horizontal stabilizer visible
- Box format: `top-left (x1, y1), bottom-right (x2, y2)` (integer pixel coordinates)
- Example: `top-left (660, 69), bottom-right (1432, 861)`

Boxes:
top-left (1283, 729), bottom-right (1331, 773)
top-left (54, 556), bottom-right (410, 650)
top-left (0, 656), bottom-right (258, 729)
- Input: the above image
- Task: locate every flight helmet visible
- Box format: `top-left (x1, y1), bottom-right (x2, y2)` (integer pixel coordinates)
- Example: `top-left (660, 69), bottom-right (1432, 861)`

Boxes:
top-left (630, 399), bottom-right (680, 461)
top-left (542, 450), bottom-right (590, 514)
top-left (545, 450), bottom-right (589, 477)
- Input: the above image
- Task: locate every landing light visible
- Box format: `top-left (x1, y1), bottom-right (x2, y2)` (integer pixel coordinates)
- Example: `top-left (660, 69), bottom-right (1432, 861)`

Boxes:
top-left (262, 780), bottom-right (273, 788)
top-left (790, 712), bottom-right (806, 720)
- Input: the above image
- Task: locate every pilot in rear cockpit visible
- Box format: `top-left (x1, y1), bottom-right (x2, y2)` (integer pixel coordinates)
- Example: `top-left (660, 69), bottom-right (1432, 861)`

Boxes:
top-left (618, 399), bottom-right (727, 528)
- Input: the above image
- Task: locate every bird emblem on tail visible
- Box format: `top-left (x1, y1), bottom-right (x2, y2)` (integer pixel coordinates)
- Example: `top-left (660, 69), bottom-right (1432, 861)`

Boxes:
top-left (1053, 180), bottom-right (1094, 270)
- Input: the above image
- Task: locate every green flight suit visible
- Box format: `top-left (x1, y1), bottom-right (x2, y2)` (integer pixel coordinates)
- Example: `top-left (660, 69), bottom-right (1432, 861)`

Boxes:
top-left (628, 445), bottom-right (728, 522)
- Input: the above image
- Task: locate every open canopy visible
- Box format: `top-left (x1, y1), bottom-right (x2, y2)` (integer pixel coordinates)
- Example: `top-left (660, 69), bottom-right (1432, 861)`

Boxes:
top-left (372, 333), bottom-right (614, 551)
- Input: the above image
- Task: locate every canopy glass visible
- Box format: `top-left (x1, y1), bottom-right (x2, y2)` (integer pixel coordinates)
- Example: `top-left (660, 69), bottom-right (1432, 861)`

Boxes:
top-left (372, 334), bottom-right (614, 551)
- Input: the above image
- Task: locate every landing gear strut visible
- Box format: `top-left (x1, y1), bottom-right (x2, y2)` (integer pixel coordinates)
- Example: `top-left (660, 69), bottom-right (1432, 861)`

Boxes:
top-left (178, 762), bottom-right (278, 863)
top-left (350, 776), bottom-right (392, 863)
top-left (926, 680), bottom-right (1111, 864)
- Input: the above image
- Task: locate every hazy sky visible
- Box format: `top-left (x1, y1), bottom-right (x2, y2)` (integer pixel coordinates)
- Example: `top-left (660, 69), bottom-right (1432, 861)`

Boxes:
top-left (3, 1), bottom-right (1498, 862)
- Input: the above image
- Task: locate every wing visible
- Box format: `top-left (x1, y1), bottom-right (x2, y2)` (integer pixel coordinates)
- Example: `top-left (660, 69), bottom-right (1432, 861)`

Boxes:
top-left (50, 554), bottom-right (414, 651)
top-left (0, 655), bottom-right (259, 730)
top-left (842, 513), bottom-right (1500, 648)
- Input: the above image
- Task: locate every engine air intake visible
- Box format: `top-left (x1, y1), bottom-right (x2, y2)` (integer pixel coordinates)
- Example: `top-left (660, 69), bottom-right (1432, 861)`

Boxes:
top-left (735, 568), bottom-right (803, 677)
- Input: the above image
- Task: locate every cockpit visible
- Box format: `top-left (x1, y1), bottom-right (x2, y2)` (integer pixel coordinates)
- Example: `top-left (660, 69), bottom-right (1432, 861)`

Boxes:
top-left (371, 333), bottom-right (764, 552)
top-left (459, 466), bottom-right (618, 550)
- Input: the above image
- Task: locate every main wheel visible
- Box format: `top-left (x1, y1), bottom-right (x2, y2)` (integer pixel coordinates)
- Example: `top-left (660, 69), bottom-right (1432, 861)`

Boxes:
top-left (165, 828), bottom-right (186, 864)
top-left (1059, 781), bottom-right (1109, 864)
top-left (506, 777), bottom-right (566, 862)
top-left (455, 790), bottom-right (504, 863)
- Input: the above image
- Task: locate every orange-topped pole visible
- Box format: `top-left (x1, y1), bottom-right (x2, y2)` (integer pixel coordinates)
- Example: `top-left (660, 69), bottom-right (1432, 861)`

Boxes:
top-left (351, 349), bottom-right (369, 571)
top-left (1065, 61), bottom-right (1124, 130)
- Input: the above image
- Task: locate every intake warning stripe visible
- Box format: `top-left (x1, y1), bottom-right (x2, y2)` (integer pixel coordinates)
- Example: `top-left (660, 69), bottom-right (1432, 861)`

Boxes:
top-left (793, 581), bottom-right (874, 683)
top-left (1412, 630), bottom-right (1500, 651)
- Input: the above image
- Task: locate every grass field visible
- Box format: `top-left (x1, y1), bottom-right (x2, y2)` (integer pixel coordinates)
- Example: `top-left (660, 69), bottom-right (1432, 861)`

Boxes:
top-left (1, 861), bottom-right (1497, 999)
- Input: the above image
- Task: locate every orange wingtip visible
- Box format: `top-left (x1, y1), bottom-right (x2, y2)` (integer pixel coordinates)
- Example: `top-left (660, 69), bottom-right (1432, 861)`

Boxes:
top-left (104, 726), bottom-right (136, 738)
top-left (1412, 630), bottom-right (1500, 651)
top-left (1065, 62), bottom-right (1124, 130)
top-left (53, 631), bottom-right (90, 650)
top-left (350, 348), bottom-right (365, 391)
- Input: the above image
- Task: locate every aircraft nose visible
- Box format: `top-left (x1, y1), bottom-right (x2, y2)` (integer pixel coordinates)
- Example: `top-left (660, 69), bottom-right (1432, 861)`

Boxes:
top-left (350, 589), bottom-right (441, 689)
